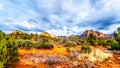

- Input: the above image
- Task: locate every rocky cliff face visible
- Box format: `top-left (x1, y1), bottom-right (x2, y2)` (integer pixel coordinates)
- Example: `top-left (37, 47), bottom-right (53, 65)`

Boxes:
top-left (80, 30), bottom-right (113, 38)
top-left (11, 30), bottom-right (24, 35)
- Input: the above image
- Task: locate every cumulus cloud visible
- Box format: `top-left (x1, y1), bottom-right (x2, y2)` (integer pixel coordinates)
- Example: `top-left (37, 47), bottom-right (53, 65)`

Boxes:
top-left (99, 23), bottom-right (120, 34)
top-left (0, 4), bottom-right (4, 10)
top-left (0, 0), bottom-right (120, 35)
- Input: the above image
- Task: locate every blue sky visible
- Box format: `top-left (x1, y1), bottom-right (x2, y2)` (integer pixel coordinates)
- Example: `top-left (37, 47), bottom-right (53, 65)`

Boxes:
top-left (0, 0), bottom-right (120, 36)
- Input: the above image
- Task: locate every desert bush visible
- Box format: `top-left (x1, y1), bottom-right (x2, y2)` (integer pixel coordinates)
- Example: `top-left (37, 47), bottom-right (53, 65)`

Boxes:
top-left (76, 41), bottom-right (81, 45)
top-left (33, 42), bottom-right (53, 49)
top-left (81, 45), bottom-right (92, 53)
top-left (40, 42), bottom-right (53, 49)
top-left (76, 38), bottom-right (84, 45)
top-left (0, 62), bottom-right (4, 68)
top-left (0, 32), bottom-right (19, 67)
top-left (110, 41), bottom-right (120, 50)
top-left (45, 55), bottom-right (69, 65)
top-left (97, 38), bottom-right (107, 46)
top-left (66, 47), bottom-right (71, 52)
top-left (18, 40), bottom-right (33, 49)
top-left (18, 40), bottom-right (53, 49)
top-left (24, 40), bottom-right (33, 49)
top-left (77, 49), bottom-right (113, 64)
top-left (87, 33), bottom-right (98, 46)
top-left (33, 42), bottom-right (41, 48)
top-left (106, 39), bottom-right (115, 46)
top-left (114, 27), bottom-right (120, 43)
top-left (64, 41), bottom-right (77, 47)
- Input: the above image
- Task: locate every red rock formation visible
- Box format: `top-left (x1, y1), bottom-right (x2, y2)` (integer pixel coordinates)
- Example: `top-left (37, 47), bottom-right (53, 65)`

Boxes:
top-left (80, 30), bottom-right (111, 38)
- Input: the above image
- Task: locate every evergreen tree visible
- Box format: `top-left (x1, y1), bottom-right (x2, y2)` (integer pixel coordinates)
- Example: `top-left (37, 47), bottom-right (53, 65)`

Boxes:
top-left (111, 27), bottom-right (120, 50)
top-left (0, 31), bottom-right (19, 68)
top-left (87, 33), bottom-right (98, 46)
top-left (114, 27), bottom-right (120, 43)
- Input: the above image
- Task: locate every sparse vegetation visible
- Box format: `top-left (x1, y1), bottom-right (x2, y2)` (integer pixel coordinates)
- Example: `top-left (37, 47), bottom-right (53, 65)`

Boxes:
top-left (66, 47), bottom-right (71, 52)
top-left (18, 40), bottom-right (33, 49)
top-left (0, 31), bottom-right (19, 68)
top-left (77, 49), bottom-right (113, 63)
top-left (87, 33), bottom-right (98, 46)
top-left (81, 45), bottom-right (92, 53)
top-left (76, 38), bottom-right (84, 45)
top-left (110, 27), bottom-right (120, 50)
top-left (110, 41), bottom-right (120, 50)
top-left (45, 55), bottom-right (69, 65)
top-left (18, 40), bottom-right (53, 49)
top-left (64, 41), bottom-right (77, 47)
top-left (1, 27), bottom-right (120, 67)
top-left (35, 42), bottom-right (53, 49)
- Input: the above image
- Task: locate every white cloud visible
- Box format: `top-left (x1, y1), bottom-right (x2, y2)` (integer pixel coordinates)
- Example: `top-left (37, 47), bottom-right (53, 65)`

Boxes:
top-left (108, 24), bottom-right (120, 31)
top-left (47, 29), bottom-right (67, 36)
top-left (71, 26), bottom-right (96, 34)
top-left (99, 23), bottom-right (120, 34)
top-left (0, 0), bottom-right (120, 35)
top-left (0, 4), bottom-right (4, 10)
top-left (46, 26), bottom-right (74, 36)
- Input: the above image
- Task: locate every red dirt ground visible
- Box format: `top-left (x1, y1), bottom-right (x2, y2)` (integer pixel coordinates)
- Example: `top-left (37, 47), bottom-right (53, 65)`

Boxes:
top-left (15, 46), bottom-right (120, 68)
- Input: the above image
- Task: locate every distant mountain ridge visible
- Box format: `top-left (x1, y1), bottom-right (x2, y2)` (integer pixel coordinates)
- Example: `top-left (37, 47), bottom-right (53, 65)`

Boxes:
top-left (10, 30), bottom-right (114, 38)
top-left (80, 30), bottom-right (113, 38)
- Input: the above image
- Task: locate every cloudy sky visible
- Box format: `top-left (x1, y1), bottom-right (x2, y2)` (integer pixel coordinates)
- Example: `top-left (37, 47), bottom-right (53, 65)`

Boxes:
top-left (0, 0), bottom-right (120, 36)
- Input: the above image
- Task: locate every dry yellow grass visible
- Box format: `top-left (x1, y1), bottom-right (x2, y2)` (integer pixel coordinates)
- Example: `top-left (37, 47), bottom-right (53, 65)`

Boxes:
top-left (19, 45), bottom-right (81, 55)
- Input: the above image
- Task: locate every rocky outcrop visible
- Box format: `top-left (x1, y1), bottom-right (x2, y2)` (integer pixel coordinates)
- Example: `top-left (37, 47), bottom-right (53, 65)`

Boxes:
top-left (11, 30), bottom-right (24, 35)
top-left (80, 30), bottom-right (113, 38)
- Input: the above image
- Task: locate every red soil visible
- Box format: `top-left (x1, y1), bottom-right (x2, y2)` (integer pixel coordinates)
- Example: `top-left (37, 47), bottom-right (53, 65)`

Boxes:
top-left (15, 46), bottom-right (120, 68)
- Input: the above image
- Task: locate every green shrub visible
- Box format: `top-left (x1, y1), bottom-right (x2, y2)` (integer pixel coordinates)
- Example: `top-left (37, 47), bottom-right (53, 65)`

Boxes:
top-left (81, 45), bottom-right (92, 53)
top-left (0, 62), bottom-right (4, 68)
top-left (64, 41), bottom-right (77, 47)
top-left (18, 40), bottom-right (32, 49)
top-left (66, 47), bottom-right (71, 52)
top-left (24, 41), bottom-right (33, 49)
top-left (76, 41), bottom-right (82, 45)
top-left (87, 33), bottom-right (98, 46)
top-left (33, 42), bottom-right (53, 49)
top-left (18, 40), bottom-right (53, 49)
top-left (76, 38), bottom-right (84, 45)
top-left (97, 38), bottom-right (107, 46)
top-left (106, 39), bottom-right (115, 46)
top-left (110, 41), bottom-right (120, 50)
top-left (0, 34), bottom-right (19, 67)
top-left (40, 42), bottom-right (53, 49)
top-left (33, 42), bottom-right (41, 48)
